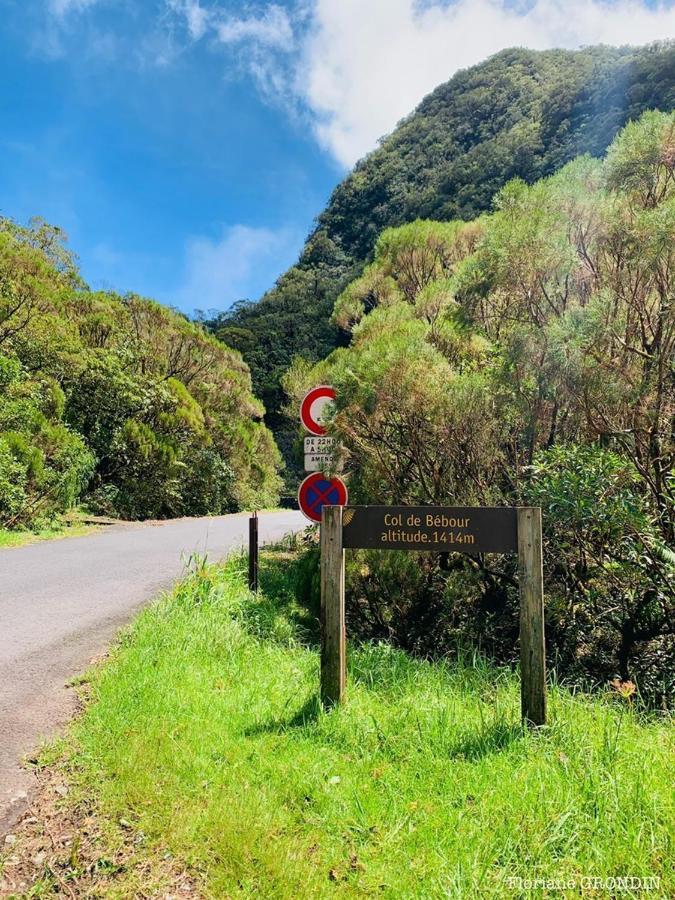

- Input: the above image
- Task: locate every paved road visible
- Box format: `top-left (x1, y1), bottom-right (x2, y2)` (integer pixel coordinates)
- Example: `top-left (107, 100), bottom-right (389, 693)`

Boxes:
top-left (0, 510), bottom-right (305, 831)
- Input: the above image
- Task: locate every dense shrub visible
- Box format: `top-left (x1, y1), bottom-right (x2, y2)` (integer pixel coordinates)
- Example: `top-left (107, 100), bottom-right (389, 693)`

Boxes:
top-left (210, 44), bottom-right (675, 479)
top-left (287, 112), bottom-right (675, 705)
top-left (0, 346), bottom-right (95, 527)
top-left (525, 445), bottom-right (674, 705)
top-left (0, 436), bottom-right (28, 522)
top-left (0, 222), bottom-right (282, 527)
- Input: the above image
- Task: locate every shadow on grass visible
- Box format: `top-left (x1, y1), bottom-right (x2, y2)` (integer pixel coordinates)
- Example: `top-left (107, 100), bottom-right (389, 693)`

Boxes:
top-left (445, 721), bottom-right (523, 760)
top-left (238, 550), bottom-right (321, 646)
top-left (241, 550), bottom-right (525, 759)
top-left (243, 694), bottom-right (323, 737)
top-left (244, 697), bottom-right (523, 760)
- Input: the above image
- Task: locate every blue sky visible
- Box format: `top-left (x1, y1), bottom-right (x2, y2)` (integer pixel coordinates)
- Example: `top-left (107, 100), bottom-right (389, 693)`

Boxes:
top-left (0, 0), bottom-right (338, 314)
top-left (1, 1), bottom-right (673, 315)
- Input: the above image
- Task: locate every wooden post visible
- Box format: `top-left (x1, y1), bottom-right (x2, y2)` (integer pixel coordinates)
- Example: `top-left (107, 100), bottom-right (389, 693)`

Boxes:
top-left (248, 511), bottom-right (259, 592)
top-left (320, 505), bottom-right (346, 707)
top-left (517, 507), bottom-right (546, 726)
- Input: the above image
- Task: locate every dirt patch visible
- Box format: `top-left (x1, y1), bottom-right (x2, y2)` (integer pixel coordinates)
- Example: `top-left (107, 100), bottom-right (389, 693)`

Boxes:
top-left (0, 762), bottom-right (203, 899)
top-left (1, 708), bottom-right (203, 900)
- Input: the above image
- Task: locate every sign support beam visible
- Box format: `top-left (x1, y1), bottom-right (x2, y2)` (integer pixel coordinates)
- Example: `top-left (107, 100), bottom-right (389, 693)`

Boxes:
top-left (248, 511), bottom-right (259, 593)
top-left (320, 503), bottom-right (545, 725)
top-left (320, 505), bottom-right (346, 707)
top-left (517, 507), bottom-right (546, 726)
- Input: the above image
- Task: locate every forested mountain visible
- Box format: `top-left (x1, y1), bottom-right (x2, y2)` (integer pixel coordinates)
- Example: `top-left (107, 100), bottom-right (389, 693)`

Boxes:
top-left (286, 111), bottom-right (675, 702)
top-left (0, 218), bottom-right (281, 528)
top-left (210, 42), bottom-right (675, 464)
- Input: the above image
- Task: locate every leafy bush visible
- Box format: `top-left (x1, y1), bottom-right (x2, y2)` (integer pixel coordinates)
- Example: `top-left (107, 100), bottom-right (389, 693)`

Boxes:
top-left (0, 436), bottom-right (28, 522)
top-left (0, 341), bottom-right (95, 527)
top-left (525, 445), bottom-right (674, 705)
top-left (289, 112), bottom-right (675, 705)
top-left (0, 220), bottom-right (283, 527)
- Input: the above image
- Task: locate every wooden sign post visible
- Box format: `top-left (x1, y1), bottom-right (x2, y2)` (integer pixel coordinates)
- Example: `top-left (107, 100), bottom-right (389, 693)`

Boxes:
top-left (320, 505), bottom-right (346, 705)
top-left (248, 511), bottom-right (259, 593)
top-left (517, 507), bottom-right (546, 726)
top-left (320, 505), bottom-right (546, 725)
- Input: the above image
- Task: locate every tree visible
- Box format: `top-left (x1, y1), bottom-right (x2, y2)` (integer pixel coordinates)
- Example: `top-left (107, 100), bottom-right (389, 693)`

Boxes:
top-left (287, 112), bottom-right (675, 703)
top-left (217, 43), bottom-right (675, 459)
top-left (0, 219), bottom-right (283, 526)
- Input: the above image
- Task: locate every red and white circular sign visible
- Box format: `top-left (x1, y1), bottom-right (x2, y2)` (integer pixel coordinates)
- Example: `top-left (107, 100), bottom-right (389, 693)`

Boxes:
top-left (300, 385), bottom-right (336, 436)
top-left (298, 472), bottom-right (348, 523)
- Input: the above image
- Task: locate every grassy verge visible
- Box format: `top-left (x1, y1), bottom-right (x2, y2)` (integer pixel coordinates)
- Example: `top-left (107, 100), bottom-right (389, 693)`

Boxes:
top-left (0, 520), bottom-right (99, 549)
top-left (14, 552), bottom-right (675, 897)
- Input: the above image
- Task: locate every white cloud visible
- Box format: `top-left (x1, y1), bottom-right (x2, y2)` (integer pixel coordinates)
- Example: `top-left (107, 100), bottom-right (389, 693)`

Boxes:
top-left (297, 0), bottom-right (675, 167)
top-left (164, 1), bottom-right (300, 119)
top-left (214, 5), bottom-right (294, 50)
top-left (48, 0), bottom-right (99, 17)
top-left (167, 2), bottom-right (294, 49)
top-left (173, 224), bottom-right (302, 311)
top-left (166, 0), bottom-right (209, 40)
top-left (37, 0), bottom-right (105, 59)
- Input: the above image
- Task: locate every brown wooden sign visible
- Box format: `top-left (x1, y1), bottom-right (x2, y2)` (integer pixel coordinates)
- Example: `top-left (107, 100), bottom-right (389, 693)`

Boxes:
top-left (320, 504), bottom-right (546, 727)
top-left (341, 506), bottom-right (517, 553)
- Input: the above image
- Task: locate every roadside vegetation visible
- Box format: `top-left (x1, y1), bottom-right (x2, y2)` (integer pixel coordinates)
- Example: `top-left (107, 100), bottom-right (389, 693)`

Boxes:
top-left (0, 520), bottom-right (96, 550)
top-left (210, 43), bottom-right (675, 469)
top-left (285, 111), bottom-right (675, 706)
top-left (8, 550), bottom-right (671, 898)
top-left (0, 218), bottom-right (281, 534)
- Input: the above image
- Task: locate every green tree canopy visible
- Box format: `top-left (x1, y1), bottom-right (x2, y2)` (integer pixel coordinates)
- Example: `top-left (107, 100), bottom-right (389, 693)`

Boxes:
top-left (286, 111), bottom-right (675, 703)
top-left (0, 221), bottom-right (282, 526)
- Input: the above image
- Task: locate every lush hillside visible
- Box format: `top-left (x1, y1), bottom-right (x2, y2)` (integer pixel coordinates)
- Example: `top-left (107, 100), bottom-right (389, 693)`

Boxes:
top-left (0, 218), bottom-right (281, 529)
top-left (286, 111), bottom-right (675, 703)
top-left (316, 42), bottom-right (675, 259)
top-left (210, 42), bottom-right (675, 470)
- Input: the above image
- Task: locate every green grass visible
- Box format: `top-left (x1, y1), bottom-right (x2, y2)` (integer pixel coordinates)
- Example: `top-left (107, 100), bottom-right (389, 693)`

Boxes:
top-left (0, 521), bottom-right (97, 549)
top-left (64, 552), bottom-right (672, 898)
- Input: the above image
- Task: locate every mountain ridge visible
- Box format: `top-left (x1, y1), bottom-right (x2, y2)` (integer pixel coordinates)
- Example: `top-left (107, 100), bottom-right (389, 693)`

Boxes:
top-left (209, 41), bottom-right (675, 469)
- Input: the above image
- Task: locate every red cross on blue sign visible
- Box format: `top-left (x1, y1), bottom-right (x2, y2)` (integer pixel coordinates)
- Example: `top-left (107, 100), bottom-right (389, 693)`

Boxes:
top-left (298, 472), bottom-right (348, 523)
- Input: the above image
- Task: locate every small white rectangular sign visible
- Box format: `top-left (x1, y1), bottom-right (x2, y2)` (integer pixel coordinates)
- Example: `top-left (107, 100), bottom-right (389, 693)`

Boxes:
top-left (304, 453), bottom-right (334, 472)
top-left (304, 436), bottom-right (337, 453)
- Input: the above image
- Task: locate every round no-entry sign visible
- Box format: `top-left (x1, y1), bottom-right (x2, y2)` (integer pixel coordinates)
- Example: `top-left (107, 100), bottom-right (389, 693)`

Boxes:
top-left (300, 385), bottom-right (336, 436)
top-left (298, 472), bottom-right (348, 523)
